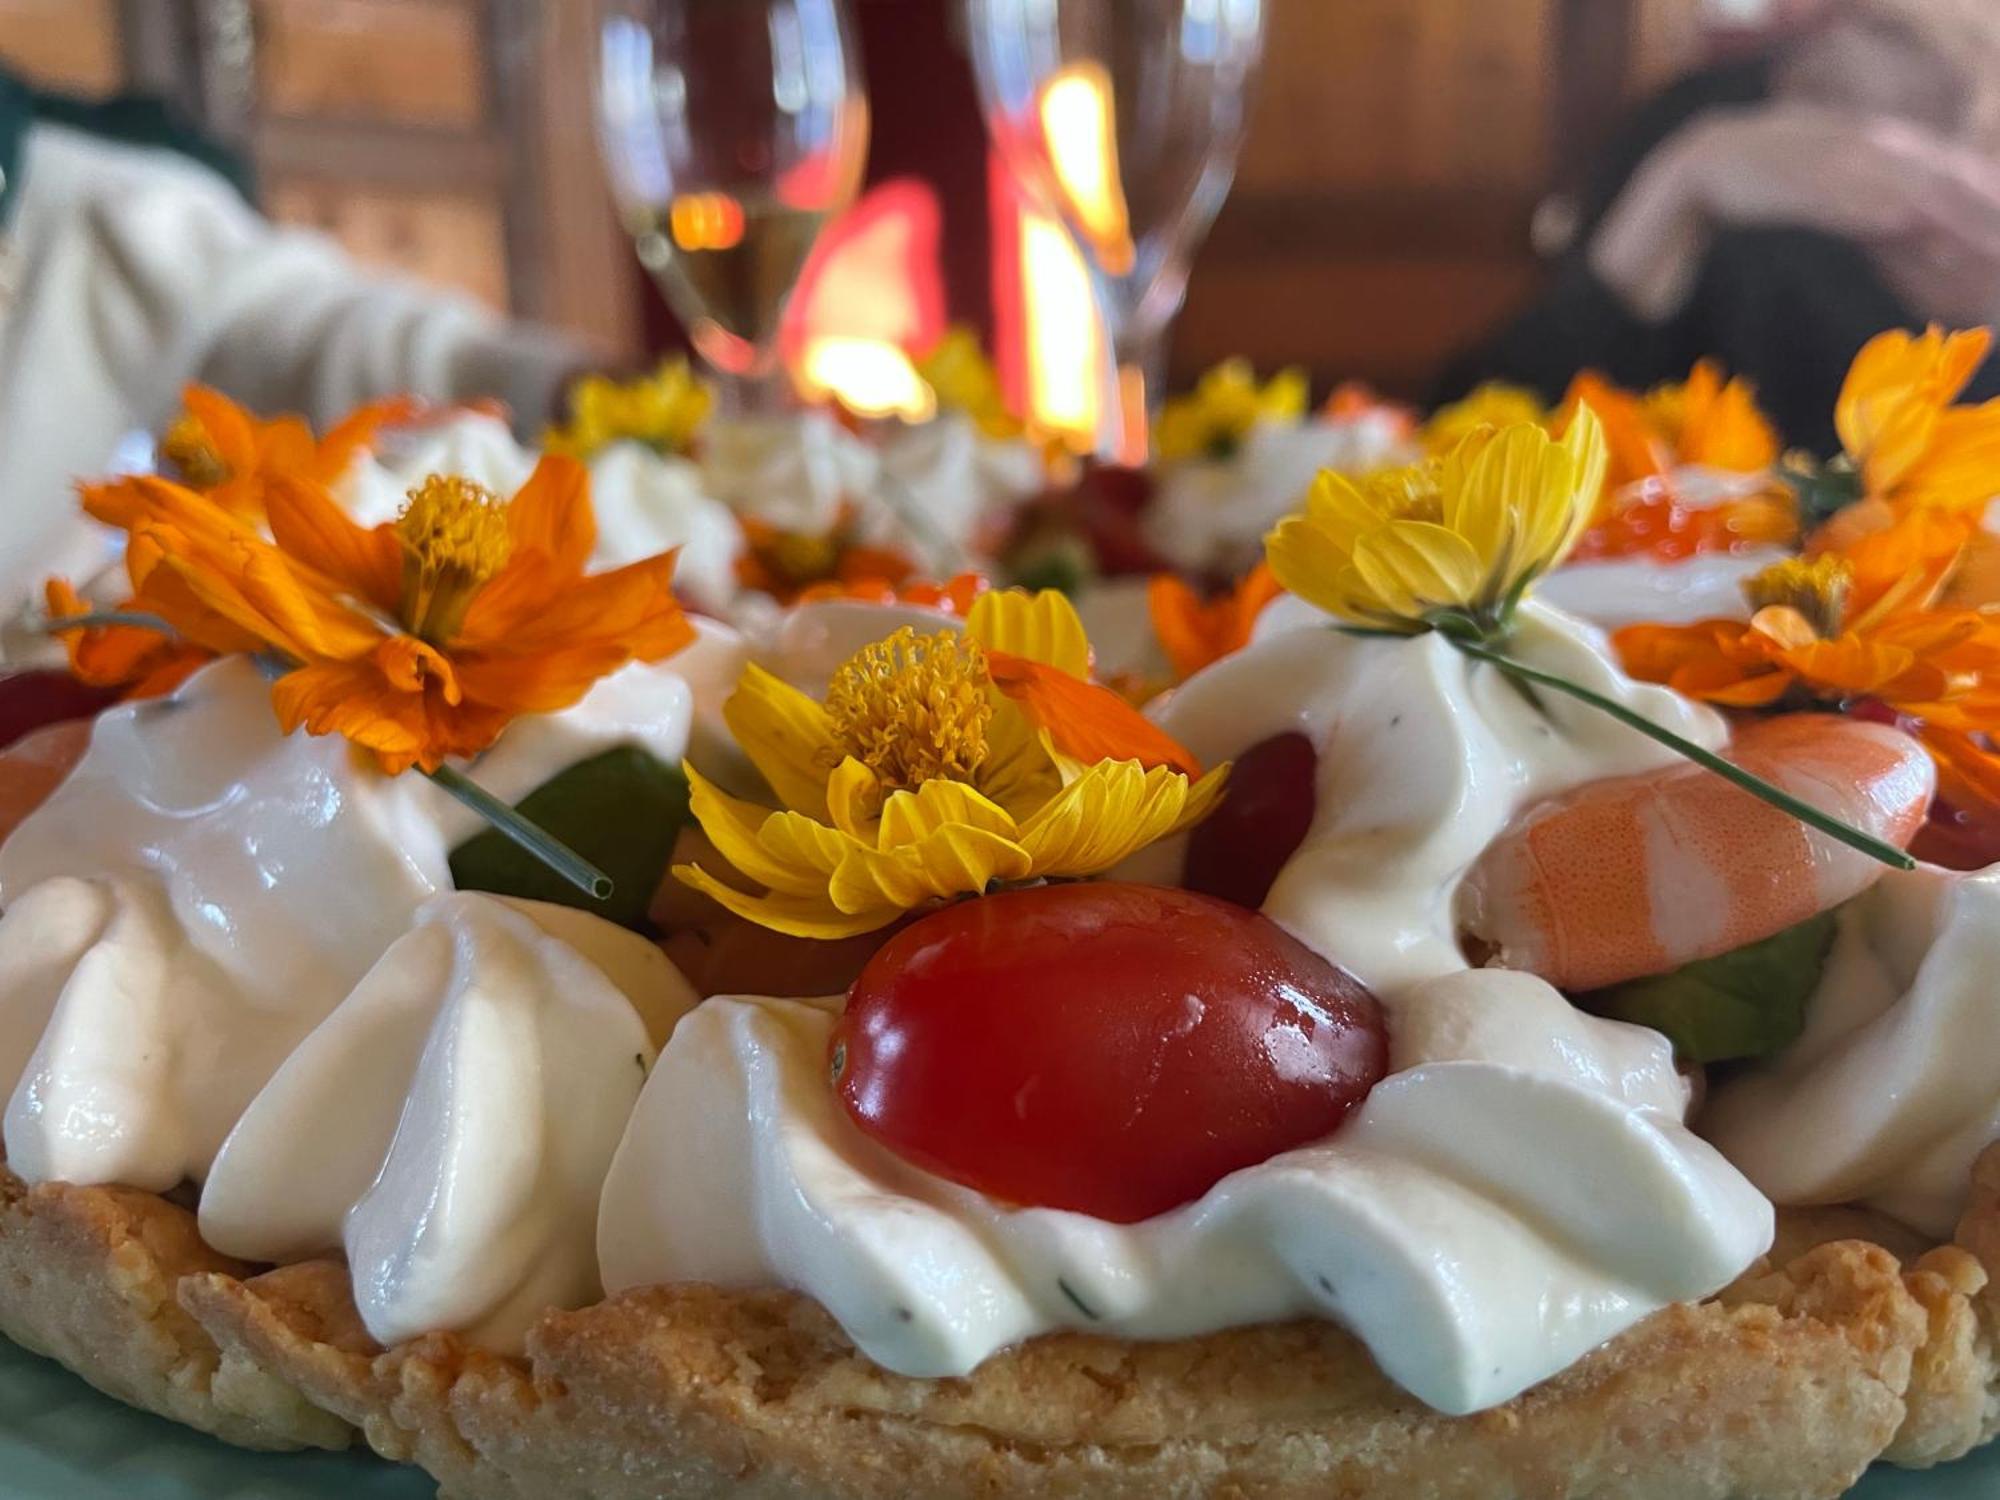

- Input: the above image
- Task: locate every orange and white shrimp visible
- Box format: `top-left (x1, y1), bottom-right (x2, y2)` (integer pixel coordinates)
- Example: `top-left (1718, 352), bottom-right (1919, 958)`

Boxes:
top-left (0, 719), bottom-right (91, 848)
top-left (1460, 714), bottom-right (1935, 992)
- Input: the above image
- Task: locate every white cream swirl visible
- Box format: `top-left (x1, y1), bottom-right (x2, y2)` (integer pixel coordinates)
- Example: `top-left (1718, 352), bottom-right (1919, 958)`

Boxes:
top-left (201, 893), bottom-right (698, 1351)
top-left (599, 971), bottom-right (1767, 1415)
top-left (1702, 865), bottom-right (2000, 1238)
top-left (600, 602), bottom-right (1771, 1412)
top-left (875, 412), bottom-right (1043, 573)
top-left (1144, 413), bottom-right (1417, 576)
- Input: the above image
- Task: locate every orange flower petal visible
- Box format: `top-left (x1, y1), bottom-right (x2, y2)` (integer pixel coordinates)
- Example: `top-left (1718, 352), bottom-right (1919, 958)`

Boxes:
top-left (985, 649), bottom-right (1202, 777)
top-left (265, 475), bottom-right (404, 613)
top-left (504, 454), bottom-right (595, 574)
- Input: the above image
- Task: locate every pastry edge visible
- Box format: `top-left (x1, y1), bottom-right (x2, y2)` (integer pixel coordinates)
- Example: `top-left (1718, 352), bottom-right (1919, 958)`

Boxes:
top-left (1, 1153), bottom-right (1998, 1498)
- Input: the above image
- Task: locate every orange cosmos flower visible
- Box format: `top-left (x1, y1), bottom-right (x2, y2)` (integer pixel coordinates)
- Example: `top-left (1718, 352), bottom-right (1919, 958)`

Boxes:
top-left (1147, 562), bottom-right (1284, 681)
top-left (43, 578), bottom-right (213, 699)
top-left (81, 457), bottom-right (693, 774)
top-left (158, 385), bottom-right (421, 520)
top-left (734, 510), bottom-right (918, 604)
top-left (793, 571), bottom-right (989, 615)
top-left (1565, 363), bottom-right (1780, 489)
top-left (1613, 509), bottom-right (2000, 731)
top-left (1834, 326), bottom-right (2000, 513)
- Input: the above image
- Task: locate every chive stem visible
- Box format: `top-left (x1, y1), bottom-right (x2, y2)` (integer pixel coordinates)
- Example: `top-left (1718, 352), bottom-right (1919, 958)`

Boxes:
top-left (1454, 639), bottom-right (1915, 872)
top-left (43, 610), bottom-right (176, 635)
top-left (424, 764), bottom-right (615, 900)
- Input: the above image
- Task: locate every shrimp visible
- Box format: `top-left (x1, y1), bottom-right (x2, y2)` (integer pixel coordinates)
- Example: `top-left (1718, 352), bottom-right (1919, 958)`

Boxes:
top-left (1460, 714), bottom-right (1935, 992)
top-left (0, 719), bottom-right (91, 849)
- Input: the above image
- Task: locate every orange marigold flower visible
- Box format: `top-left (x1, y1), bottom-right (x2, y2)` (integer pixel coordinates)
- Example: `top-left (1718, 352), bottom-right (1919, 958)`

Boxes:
top-left (82, 457), bottom-right (693, 774)
top-left (158, 385), bottom-right (421, 520)
top-left (1147, 562), bottom-right (1283, 681)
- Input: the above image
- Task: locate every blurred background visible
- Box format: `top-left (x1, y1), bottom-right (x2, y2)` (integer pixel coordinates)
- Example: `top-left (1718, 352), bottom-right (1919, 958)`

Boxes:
top-left (0, 0), bottom-right (1749, 398)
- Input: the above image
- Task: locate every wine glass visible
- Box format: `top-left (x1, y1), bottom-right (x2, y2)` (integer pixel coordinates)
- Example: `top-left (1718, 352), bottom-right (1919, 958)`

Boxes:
top-left (967, 0), bottom-right (1264, 461)
top-left (596, 0), bottom-right (870, 412)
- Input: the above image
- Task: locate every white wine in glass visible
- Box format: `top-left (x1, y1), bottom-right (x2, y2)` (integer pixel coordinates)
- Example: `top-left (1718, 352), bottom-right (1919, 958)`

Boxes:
top-left (598, 0), bottom-right (869, 410)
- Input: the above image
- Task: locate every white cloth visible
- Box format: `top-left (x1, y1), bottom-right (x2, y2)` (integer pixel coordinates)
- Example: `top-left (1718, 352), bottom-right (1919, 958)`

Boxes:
top-left (0, 124), bottom-right (585, 606)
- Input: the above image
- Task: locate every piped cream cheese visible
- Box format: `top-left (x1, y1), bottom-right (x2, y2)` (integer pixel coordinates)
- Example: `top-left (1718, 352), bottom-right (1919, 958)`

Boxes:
top-left (202, 893), bottom-right (698, 1351)
top-left (598, 971), bottom-right (1769, 1414)
top-left (1702, 865), bottom-right (2000, 1238)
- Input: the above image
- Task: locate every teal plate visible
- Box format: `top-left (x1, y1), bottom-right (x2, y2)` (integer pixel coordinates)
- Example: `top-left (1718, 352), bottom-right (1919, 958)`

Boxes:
top-left (0, 1332), bottom-right (1993, 1498)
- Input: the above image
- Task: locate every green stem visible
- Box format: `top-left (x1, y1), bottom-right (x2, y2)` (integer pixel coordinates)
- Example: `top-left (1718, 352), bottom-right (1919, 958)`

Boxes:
top-left (424, 764), bottom-right (614, 900)
top-left (44, 610), bottom-right (176, 635)
top-left (1453, 639), bottom-right (1915, 872)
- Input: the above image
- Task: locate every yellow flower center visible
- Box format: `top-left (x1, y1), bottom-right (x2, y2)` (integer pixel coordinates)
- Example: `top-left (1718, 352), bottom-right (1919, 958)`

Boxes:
top-left (824, 628), bottom-right (992, 790)
top-left (1743, 555), bottom-right (1851, 639)
top-left (763, 529), bottom-right (843, 587)
top-left (160, 414), bottom-right (229, 489)
top-left (1364, 462), bottom-right (1446, 523)
top-left (395, 474), bottom-right (512, 644)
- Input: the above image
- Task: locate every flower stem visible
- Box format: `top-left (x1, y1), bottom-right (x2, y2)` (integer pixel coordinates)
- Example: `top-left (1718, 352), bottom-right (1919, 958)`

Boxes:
top-left (424, 764), bottom-right (615, 900)
top-left (1453, 639), bottom-right (1915, 872)
top-left (43, 610), bottom-right (176, 635)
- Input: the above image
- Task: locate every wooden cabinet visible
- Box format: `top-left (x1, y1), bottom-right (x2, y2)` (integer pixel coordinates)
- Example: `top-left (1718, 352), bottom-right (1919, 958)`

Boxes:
top-left (1173, 0), bottom-right (1704, 396)
top-left (0, 0), bottom-right (642, 362)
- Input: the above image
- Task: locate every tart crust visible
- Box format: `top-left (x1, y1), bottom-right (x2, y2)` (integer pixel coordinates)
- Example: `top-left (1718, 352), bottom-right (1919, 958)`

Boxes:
top-left (1, 1152), bottom-right (1998, 1498)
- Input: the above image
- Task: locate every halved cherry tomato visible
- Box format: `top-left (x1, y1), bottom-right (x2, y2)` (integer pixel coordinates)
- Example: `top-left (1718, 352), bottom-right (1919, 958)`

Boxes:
top-left (833, 882), bottom-right (1387, 1223)
top-left (1182, 731), bottom-right (1316, 909)
top-left (0, 670), bottom-right (118, 751)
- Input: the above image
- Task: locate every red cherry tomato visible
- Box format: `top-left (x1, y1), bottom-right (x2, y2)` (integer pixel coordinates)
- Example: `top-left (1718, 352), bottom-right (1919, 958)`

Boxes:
top-left (0, 671), bottom-right (119, 752)
top-left (1182, 731), bottom-right (1316, 910)
top-left (832, 882), bottom-right (1387, 1223)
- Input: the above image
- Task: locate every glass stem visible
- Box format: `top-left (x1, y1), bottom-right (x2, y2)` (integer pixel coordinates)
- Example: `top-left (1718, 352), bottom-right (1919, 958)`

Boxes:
top-left (1103, 303), bottom-right (1168, 468)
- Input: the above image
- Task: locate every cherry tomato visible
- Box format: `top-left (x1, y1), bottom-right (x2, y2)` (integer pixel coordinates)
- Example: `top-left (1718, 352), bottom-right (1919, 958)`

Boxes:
top-left (1182, 731), bottom-right (1316, 910)
top-left (832, 882), bottom-right (1387, 1223)
top-left (0, 671), bottom-right (119, 752)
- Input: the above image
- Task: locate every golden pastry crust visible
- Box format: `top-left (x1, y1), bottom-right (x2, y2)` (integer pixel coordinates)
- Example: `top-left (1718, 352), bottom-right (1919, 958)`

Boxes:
top-left (5, 1153), bottom-right (2000, 1498)
top-left (0, 1166), bottom-right (351, 1451)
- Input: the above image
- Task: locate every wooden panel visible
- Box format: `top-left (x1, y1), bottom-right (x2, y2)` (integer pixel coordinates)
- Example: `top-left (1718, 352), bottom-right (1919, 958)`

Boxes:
top-left (1172, 256), bottom-right (1543, 397)
top-left (253, 0), bottom-right (486, 129)
top-left (267, 177), bottom-right (510, 309)
top-left (1240, 0), bottom-right (1555, 197)
top-left (0, 0), bottom-right (122, 93)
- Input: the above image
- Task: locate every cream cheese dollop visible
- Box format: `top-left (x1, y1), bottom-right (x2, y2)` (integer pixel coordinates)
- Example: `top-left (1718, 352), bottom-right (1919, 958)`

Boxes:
top-left (201, 893), bottom-right (698, 1351)
top-left (598, 971), bottom-right (1768, 1415)
top-left (1702, 865), bottom-right (2000, 1238)
top-left (1538, 547), bottom-right (1790, 629)
top-left (875, 412), bottom-right (1043, 573)
top-left (599, 601), bottom-right (1772, 1413)
top-left (1144, 413), bottom-right (1416, 576)
top-left (700, 411), bottom-right (879, 535)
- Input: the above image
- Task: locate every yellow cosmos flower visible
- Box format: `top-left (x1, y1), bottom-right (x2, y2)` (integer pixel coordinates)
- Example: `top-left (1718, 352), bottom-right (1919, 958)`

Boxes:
top-left (917, 326), bottom-right (1024, 439)
top-left (1267, 407), bottom-right (1608, 636)
top-left (1422, 382), bottom-right (1549, 456)
top-left (1836, 326), bottom-right (2000, 511)
top-left (544, 358), bottom-right (714, 461)
top-left (1155, 360), bottom-right (1309, 463)
top-left (674, 589), bottom-right (1228, 938)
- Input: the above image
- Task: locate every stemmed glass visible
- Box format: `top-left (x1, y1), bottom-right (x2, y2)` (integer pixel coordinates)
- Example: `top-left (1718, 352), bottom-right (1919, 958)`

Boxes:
top-left (596, 0), bottom-right (870, 413)
top-left (967, 0), bottom-right (1264, 461)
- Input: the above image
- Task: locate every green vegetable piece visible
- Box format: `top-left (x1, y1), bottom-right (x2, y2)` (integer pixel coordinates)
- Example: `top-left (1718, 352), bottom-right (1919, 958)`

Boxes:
top-left (1577, 911), bottom-right (1838, 1065)
top-left (448, 746), bottom-right (690, 930)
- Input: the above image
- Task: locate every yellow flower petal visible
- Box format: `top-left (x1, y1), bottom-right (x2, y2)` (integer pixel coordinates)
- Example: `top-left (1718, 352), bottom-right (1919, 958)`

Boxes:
top-left (827, 828), bottom-right (1031, 915)
top-left (723, 662), bottom-right (839, 817)
top-left (1015, 760), bottom-right (1211, 876)
top-left (683, 765), bottom-right (833, 897)
top-left (824, 755), bottom-right (885, 841)
top-left (966, 588), bottom-right (1092, 678)
top-left (876, 777), bottom-right (1020, 848)
top-left (673, 863), bottom-right (897, 939)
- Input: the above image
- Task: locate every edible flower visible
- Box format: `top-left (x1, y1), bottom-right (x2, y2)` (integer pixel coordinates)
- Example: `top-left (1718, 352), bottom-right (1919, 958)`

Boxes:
top-left (158, 385), bottom-right (418, 520)
top-left (1420, 382), bottom-right (1548, 455)
top-left (1833, 326), bottom-right (2000, 513)
top-left (1567, 362), bottom-right (1780, 491)
top-left (78, 457), bottom-right (693, 774)
top-left (1266, 408), bottom-right (1915, 870)
top-left (1148, 562), bottom-right (1284, 680)
top-left (543, 358), bottom-right (713, 461)
top-left (1268, 408), bottom-right (1608, 639)
top-left (674, 589), bottom-right (1227, 937)
top-left (736, 510), bottom-right (918, 604)
top-left (43, 578), bottom-right (212, 699)
top-left (794, 570), bottom-right (989, 615)
top-left (917, 327), bottom-right (1024, 440)
top-left (1155, 360), bottom-right (1308, 463)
